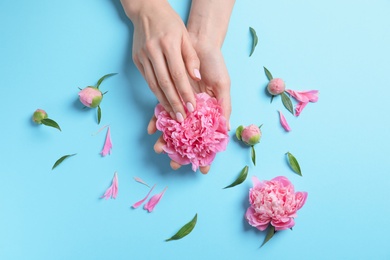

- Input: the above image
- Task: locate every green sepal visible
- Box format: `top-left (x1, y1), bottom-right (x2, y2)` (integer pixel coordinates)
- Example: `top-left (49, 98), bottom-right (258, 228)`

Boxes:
top-left (223, 166), bottom-right (249, 189)
top-left (97, 106), bottom-right (102, 124)
top-left (96, 73), bottom-right (117, 89)
top-left (249, 27), bottom-right (258, 57)
top-left (286, 152), bottom-right (302, 176)
top-left (235, 125), bottom-right (244, 141)
top-left (251, 146), bottom-right (256, 166)
top-left (52, 154), bottom-right (76, 170)
top-left (165, 214), bottom-right (197, 242)
top-left (281, 92), bottom-right (294, 115)
top-left (41, 118), bottom-right (61, 131)
top-left (270, 95), bottom-right (275, 103)
top-left (260, 225), bottom-right (275, 248)
top-left (263, 66), bottom-right (273, 81)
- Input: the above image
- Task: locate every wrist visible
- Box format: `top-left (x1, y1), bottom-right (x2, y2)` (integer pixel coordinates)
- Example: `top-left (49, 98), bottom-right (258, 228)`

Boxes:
top-left (120, 0), bottom-right (168, 23)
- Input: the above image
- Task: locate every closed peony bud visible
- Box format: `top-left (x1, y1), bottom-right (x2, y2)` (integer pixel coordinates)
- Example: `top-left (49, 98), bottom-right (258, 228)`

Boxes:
top-left (78, 87), bottom-right (103, 108)
top-left (241, 124), bottom-right (261, 146)
top-left (267, 78), bottom-right (285, 95)
top-left (32, 109), bottom-right (48, 124)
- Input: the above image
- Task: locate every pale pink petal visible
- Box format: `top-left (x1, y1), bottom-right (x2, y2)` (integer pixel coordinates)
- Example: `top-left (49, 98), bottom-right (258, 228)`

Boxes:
top-left (101, 127), bottom-right (112, 156)
top-left (278, 111), bottom-right (291, 132)
top-left (133, 177), bottom-right (150, 187)
top-left (286, 89), bottom-right (319, 103)
top-left (295, 102), bottom-right (308, 117)
top-left (101, 172), bottom-right (118, 200)
top-left (132, 184), bottom-right (156, 208)
top-left (144, 186), bottom-right (168, 212)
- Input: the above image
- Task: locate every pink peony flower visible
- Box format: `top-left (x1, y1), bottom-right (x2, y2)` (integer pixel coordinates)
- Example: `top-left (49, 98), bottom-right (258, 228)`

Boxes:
top-left (155, 93), bottom-right (229, 172)
top-left (267, 78), bottom-right (286, 95)
top-left (32, 109), bottom-right (48, 124)
top-left (241, 124), bottom-right (261, 146)
top-left (78, 87), bottom-right (102, 108)
top-left (245, 176), bottom-right (307, 231)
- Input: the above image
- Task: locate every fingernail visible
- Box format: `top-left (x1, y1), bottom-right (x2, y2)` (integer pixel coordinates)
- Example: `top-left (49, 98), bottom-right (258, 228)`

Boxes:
top-left (170, 112), bottom-right (175, 119)
top-left (186, 102), bottom-right (194, 113)
top-left (176, 112), bottom-right (184, 123)
top-left (194, 69), bottom-right (201, 80)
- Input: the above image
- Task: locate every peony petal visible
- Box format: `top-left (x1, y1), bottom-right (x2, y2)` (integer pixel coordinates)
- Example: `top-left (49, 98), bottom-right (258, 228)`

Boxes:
top-left (286, 89), bottom-right (319, 103)
top-left (132, 184), bottom-right (156, 208)
top-left (278, 111), bottom-right (291, 132)
top-left (144, 186), bottom-right (168, 212)
top-left (101, 172), bottom-right (118, 200)
top-left (295, 102), bottom-right (308, 117)
top-left (134, 177), bottom-right (150, 187)
top-left (101, 127), bottom-right (112, 156)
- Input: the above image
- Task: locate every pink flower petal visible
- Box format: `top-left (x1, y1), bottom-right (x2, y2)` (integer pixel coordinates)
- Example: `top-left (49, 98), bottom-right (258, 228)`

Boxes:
top-left (133, 177), bottom-right (150, 187)
top-left (132, 184), bottom-right (156, 208)
top-left (101, 127), bottom-right (112, 156)
top-left (286, 89), bottom-right (319, 103)
top-left (278, 111), bottom-right (291, 132)
top-left (101, 172), bottom-right (118, 200)
top-left (295, 102), bottom-right (308, 117)
top-left (144, 186), bottom-right (168, 212)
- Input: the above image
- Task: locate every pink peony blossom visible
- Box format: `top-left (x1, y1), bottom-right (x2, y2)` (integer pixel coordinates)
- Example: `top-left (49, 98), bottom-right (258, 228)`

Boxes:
top-left (78, 87), bottom-right (102, 108)
top-left (155, 93), bottom-right (229, 172)
top-left (245, 176), bottom-right (307, 231)
top-left (267, 78), bottom-right (286, 95)
top-left (241, 124), bottom-right (261, 146)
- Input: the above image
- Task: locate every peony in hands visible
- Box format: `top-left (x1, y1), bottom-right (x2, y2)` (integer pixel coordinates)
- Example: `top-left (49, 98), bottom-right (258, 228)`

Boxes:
top-left (154, 93), bottom-right (229, 172)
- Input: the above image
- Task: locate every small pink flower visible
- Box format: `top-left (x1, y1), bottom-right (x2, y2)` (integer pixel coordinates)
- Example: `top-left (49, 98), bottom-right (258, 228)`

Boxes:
top-left (101, 172), bottom-right (118, 200)
top-left (267, 78), bottom-right (286, 95)
top-left (278, 111), bottom-right (291, 132)
top-left (32, 109), bottom-right (48, 124)
top-left (101, 127), bottom-right (112, 156)
top-left (78, 87), bottom-right (103, 108)
top-left (144, 186), bottom-right (167, 212)
top-left (240, 124), bottom-right (261, 146)
top-left (155, 93), bottom-right (229, 172)
top-left (245, 176), bottom-right (307, 231)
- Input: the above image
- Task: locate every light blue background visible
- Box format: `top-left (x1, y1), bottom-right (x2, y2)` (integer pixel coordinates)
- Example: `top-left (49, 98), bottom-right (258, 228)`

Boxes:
top-left (1, 0), bottom-right (389, 259)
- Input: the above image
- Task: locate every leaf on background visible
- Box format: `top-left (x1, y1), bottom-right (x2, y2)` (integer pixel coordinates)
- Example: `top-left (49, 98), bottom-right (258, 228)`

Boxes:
top-left (235, 125), bottom-right (244, 141)
top-left (251, 146), bottom-right (256, 166)
top-left (270, 95), bottom-right (275, 103)
top-left (101, 172), bottom-right (119, 199)
top-left (263, 67), bottom-right (273, 81)
top-left (165, 214), bottom-right (198, 242)
top-left (144, 186), bottom-right (167, 212)
top-left (286, 152), bottom-right (302, 176)
top-left (41, 118), bottom-right (61, 131)
top-left (96, 73), bottom-right (117, 89)
top-left (97, 106), bottom-right (102, 124)
top-left (281, 92), bottom-right (294, 115)
top-left (134, 177), bottom-right (150, 188)
top-left (223, 166), bottom-right (249, 189)
top-left (132, 184), bottom-right (156, 208)
top-left (101, 127), bottom-right (112, 156)
top-left (249, 27), bottom-right (258, 57)
top-left (261, 225), bottom-right (275, 248)
top-left (52, 153), bottom-right (76, 170)
top-left (278, 110), bottom-right (291, 132)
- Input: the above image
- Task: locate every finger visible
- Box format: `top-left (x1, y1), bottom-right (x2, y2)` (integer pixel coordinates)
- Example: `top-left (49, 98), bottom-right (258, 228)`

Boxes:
top-left (200, 165), bottom-right (210, 174)
top-left (170, 160), bottom-right (182, 170)
top-left (147, 115), bottom-right (157, 135)
top-left (153, 135), bottom-right (165, 154)
top-left (182, 35), bottom-right (201, 82)
top-left (214, 79), bottom-right (232, 129)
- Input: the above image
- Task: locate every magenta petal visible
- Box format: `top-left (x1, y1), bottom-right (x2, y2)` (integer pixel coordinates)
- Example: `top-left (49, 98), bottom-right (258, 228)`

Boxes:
top-left (101, 172), bottom-right (118, 200)
top-left (134, 177), bottom-right (150, 187)
top-left (278, 111), bottom-right (291, 132)
top-left (144, 187), bottom-right (168, 212)
top-left (132, 184), bottom-right (156, 208)
top-left (295, 102), bottom-right (308, 117)
top-left (101, 127), bottom-right (112, 156)
top-left (286, 89), bottom-right (319, 103)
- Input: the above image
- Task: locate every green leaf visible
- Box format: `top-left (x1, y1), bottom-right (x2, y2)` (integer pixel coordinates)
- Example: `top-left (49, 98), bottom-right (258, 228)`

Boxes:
top-left (249, 27), bottom-right (258, 57)
top-left (96, 73), bottom-right (117, 89)
top-left (286, 152), bottom-right (302, 176)
top-left (223, 166), bottom-right (249, 189)
top-left (281, 92), bottom-right (294, 115)
top-left (235, 125), bottom-right (244, 141)
top-left (263, 66), bottom-right (273, 81)
top-left (97, 106), bottom-right (102, 124)
top-left (41, 118), bottom-right (61, 131)
top-left (52, 154), bottom-right (76, 170)
top-left (251, 146), bottom-right (256, 166)
top-left (166, 214), bottom-right (197, 242)
top-left (261, 225), bottom-right (275, 248)
top-left (270, 95), bottom-right (275, 103)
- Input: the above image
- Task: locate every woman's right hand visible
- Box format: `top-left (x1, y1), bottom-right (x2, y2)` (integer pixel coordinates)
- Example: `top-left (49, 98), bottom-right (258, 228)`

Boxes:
top-left (120, 0), bottom-right (201, 122)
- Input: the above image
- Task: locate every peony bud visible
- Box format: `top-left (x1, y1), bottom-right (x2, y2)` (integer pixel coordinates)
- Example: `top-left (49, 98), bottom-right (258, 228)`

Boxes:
top-left (267, 78), bottom-right (285, 95)
top-left (241, 124), bottom-right (261, 146)
top-left (32, 109), bottom-right (48, 124)
top-left (78, 87), bottom-right (103, 108)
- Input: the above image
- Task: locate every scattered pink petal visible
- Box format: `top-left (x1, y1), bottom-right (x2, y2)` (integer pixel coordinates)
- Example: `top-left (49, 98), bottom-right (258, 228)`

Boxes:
top-left (295, 102), bottom-right (308, 117)
top-left (144, 186), bottom-right (168, 212)
top-left (101, 172), bottom-right (118, 200)
top-left (286, 89), bottom-right (319, 103)
top-left (101, 127), bottom-right (112, 156)
top-left (279, 110), bottom-right (291, 132)
top-left (132, 184), bottom-right (156, 209)
top-left (134, 177), bottom-right (150, 188)
top-left (92, 124), bottom-right (109, 136)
